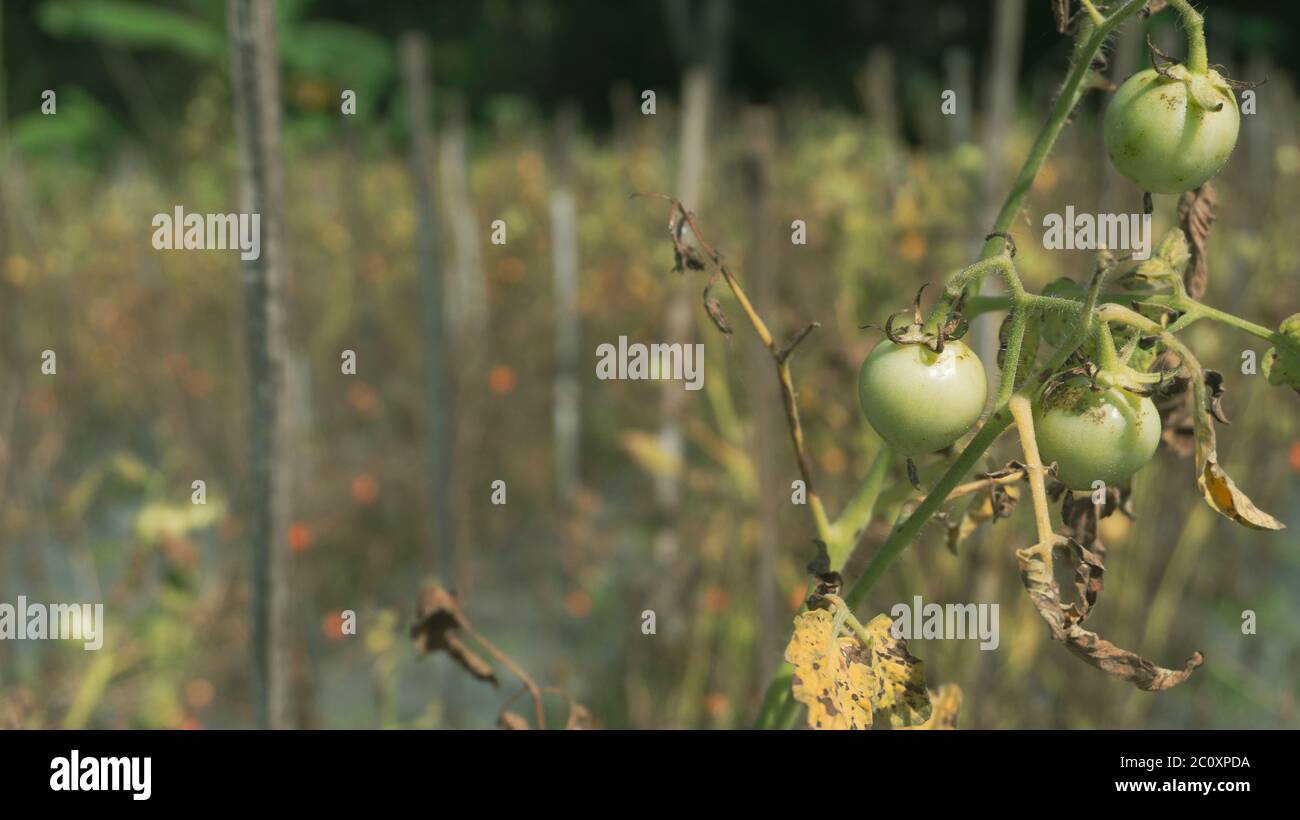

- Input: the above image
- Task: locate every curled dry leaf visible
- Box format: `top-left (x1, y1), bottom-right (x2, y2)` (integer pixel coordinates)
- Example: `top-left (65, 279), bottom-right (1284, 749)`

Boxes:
top-left (565, 702), bottom-right (594, 730)
top-left (1176, 183), bottom-right (1216, 301)
top-left (498, 711), bottom-right (530, 730)
top-left (945, 484), bottom-right (1020, 553)
top-left (1061, 482), bottom-right (1130, 562)
top-left (1017, 539), bottom-right (1202, 691)
top-left (410, 585), bottom-right (498, 685)
top-left (1185, 355), bottom-right (1285, 530)
top-left (784, 609), bottom-right (932, 730)
top-left (900, 684), bottom-right (962, 730)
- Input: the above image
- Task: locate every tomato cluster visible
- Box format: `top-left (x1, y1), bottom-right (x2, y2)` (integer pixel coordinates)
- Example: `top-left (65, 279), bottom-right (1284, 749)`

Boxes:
top-left (857, 39), bottom-right (1242, 500)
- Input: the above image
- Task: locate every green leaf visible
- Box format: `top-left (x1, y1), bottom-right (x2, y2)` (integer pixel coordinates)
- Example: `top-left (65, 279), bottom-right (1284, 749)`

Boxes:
top-left (1262, 313), bottom-right (1300, 393)
top-left (38, 0), bottom-right (225, 61)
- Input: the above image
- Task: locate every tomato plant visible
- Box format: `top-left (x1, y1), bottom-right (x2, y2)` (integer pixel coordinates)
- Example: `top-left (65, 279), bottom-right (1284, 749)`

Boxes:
top-left (642, 0), bottom-right (1294, 731)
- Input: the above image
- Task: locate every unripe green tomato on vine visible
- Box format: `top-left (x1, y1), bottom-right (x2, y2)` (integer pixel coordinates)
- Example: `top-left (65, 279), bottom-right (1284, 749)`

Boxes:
top-left (1034, 377), bottom-right (1161, 491)
top-left (857, 340), bottom-right (987, 456)
top-left (1103, 67), bottom-right (1239, 194)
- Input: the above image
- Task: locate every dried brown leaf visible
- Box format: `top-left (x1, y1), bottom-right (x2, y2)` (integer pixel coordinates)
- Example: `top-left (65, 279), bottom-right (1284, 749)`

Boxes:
top-left (900, 684), bottom-right (962, 730)
top-left (1186, 357), bottom-right (1285, 530)
top-left (1177, 183), bottom-right (1216, 300)
top-left (498, 711), bottom-right (530, 730)
top-left (565, 702), bottom-right (594, 730)
top-left (410, 585), bottom-right (498, 685)
top-left (1199, 458), bottom-right (1285, 531)
top-left (1017, 540), bottom-right (1201, 691)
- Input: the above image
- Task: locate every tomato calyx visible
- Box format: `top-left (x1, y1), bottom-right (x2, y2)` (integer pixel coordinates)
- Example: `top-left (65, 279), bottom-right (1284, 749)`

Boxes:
top-left (870, 284), bottom-right (970, 355)
top-left (1144, 34), bottom-right (1254, 113)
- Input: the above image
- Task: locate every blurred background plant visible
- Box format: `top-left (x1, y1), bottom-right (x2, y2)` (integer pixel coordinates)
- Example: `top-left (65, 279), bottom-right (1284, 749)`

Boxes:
top-left (0, 0), bottom-right (1296, 729)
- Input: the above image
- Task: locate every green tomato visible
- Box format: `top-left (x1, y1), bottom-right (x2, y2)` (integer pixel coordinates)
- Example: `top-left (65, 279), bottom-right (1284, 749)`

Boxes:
top-left (1034, 378), bottom-right (1161, 491)
top-left (1103, 67), bottom-right (1239, 194)
top-left (857, 340), bottom-right (987, 456)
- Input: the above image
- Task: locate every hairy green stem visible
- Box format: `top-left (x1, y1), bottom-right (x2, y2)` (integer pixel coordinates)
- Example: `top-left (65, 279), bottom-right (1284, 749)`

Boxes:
top-left (1167, 0), bottom-right (1208, 75)
top-left (969, 0), bottom-right (1149, 292)
top-left (845, 412), bottom-right (1012, 610)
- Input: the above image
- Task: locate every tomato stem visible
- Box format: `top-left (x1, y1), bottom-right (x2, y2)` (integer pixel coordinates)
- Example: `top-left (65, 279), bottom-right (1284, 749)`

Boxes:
top-left (1167, 0), bottom-right (1209, 75)
top-left (968, 0), bottom-right (1150, 296)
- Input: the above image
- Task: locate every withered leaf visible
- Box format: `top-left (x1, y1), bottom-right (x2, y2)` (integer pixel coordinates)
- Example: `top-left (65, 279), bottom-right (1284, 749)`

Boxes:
top-left (785, 609), bottom-right (876, 730)
top-left (862, 614), bottom-right (932, 728)
top-left (1186, 359), bottom-right (1284, 530)
top-left (1177, 183), bottom-right (1216, 301)
top-left (783, 610), bottom-right (932, 730)
top-left (411, 585), bottom-right (498, 685)
top-left (1017, 541), bottom-right (1201, 691)
top-left (900, 684), bottom-right (962, 730)
top-left (1199, 458), bottom-right (1285, 531)
top-left (565, 701), bottom-right (594, 730)
top-left (498, 711), bottom-right (530, 730)
top-left (805, 538), bottom-right (832, 578)
top-left (1204, 369), bottom-right (1229, 424)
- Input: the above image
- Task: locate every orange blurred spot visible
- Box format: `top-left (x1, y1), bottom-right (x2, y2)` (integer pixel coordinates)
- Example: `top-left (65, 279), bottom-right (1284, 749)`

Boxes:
top-left (162, 535), bottom-right (199, 570)
top-left (351, 473), bottom-right (379, 505)
top-left (516, 151), bottom-right (544, 183)
top-left (1033, 162), bottom-right (1060, 194)
top-left (488, 365), bottom-right (518, 396)
top-left (788, 583), bottom-right (807, 613)
top-left (703, 585), bottom-right (730, 614)
top-left (361, 251), bottom-right (387, 281)
top-left (1290, 442), bottom-right (1300, 472)
top-left (288, 522), bottom-right (315, 553)
top-left (898, 230), bottom-right (927, 263)
top-left (564, 589), bottom-right (592, 618)
top-left (495, 257), bottom-right (527, 284)
top-left (184, 678), bottom-right (215, 710)
top-left (219, 515), bottom-right (243, 542)
top-left (27, 388), bottom-right (57, 416)
top-left (820, 447), bottom-right (848, 476)
top-left (185, 369), bottom-right (214, 398)
top-left (4, 255), bottom-right (31, 286)
top-left (705, 692), bottom-right (731, 718)
top-left (322, 610), bottom-right (348, 641)
top-left (162, 352), bottom-right (189, 377)
top-left (292, 79), bottom-right (331, 111)
top-left (347, 381), bottom-right (379, 415)
top-left (176, 718), bottom-right (203, 730)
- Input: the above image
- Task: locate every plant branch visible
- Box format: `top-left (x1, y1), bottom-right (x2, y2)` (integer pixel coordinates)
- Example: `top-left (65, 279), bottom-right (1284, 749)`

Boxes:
top-left (969, 0), bottom-right (1150, 293)
top-left (1008, 394), bottom-right (1055, 544)
top-left (635, 192), bottom-right (833, 541)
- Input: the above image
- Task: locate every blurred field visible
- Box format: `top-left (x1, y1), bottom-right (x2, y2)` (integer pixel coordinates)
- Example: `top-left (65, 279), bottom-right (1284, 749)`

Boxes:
top-left (0, 0), bottom-right (1298, 730)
